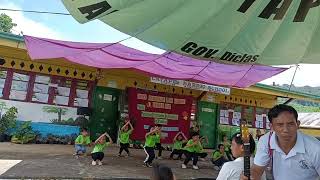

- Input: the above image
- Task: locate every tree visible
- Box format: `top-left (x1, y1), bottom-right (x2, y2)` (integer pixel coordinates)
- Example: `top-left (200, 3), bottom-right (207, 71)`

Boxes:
top-left (42, 106), bottom-right (68, 122)
top-left (0, 13), bottom-right (17, 33)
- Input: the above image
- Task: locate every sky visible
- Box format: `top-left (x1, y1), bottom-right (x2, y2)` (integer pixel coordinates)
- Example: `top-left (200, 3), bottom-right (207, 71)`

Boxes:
top-left (0, 0), bottom-right (320, 87)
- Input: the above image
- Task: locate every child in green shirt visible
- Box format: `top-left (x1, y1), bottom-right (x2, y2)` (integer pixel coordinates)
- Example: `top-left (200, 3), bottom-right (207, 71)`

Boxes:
top-left (196, 137), bottom-right (208, 160)
top-left (222, 135), bottom-right (233, 161)
top-left (182, 132), bottom-right (202, 170)
top-left (91, 132), bottom-right (113, 166)
top-left (118, 120), bottom-right (134, 157)
top-left (143, 126), bottom-right (160, 168)
top-left (170, 131), bottom-right (187, 160)
top-left (211, 143), bottom-right (228, 170)
top-left (74, 128), bottom-right (91, 156)
top-left (155, 124), bottom-right (164, 159)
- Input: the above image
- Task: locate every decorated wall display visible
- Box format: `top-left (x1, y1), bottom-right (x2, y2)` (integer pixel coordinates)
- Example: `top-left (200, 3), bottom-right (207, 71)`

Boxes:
top-left (219, 103), bottom-right (242, 126)
top-left (256, 107), bottom-right (269, 129)
top-left (218, 124), bottom-right (269, 144)
top-left (128, 88), bottom-right (193, 143)
top-left (219, 109), bottom-right (229, 125)
top-left (0, 68), bottom-right (93, 108)
top-left (219, 103), bottom-right (269, 130)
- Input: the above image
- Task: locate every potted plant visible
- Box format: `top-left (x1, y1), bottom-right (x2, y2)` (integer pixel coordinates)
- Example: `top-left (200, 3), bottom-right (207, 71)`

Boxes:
top-left (0, 106), bottom-right (17, 142)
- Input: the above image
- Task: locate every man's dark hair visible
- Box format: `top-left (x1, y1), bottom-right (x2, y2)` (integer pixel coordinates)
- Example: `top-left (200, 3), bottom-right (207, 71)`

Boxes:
top-left (151, 163), bottom-right (174, 180)
top-left (217, 143), bottom-right (224, 149)
top-left (82, 128), bottom-right (88, 132)
top-left (231, 133), bottom-right (256, 155)
top-left (268, 104), bottom-right (298, 123)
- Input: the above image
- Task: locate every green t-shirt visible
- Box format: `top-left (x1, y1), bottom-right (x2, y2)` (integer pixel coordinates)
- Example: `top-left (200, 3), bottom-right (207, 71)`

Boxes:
top-left (212, 150), bottom-right (224, 160)
top-left (75, 135), bottom-right (91, 145)
top-left (155, 134), bottom-right (161, 143)
top-left (184, 140), bottom-right (201, 152)
top-left (173, 140), bottom-right (183, 150)
top-left (91, 142), bottom-right (109, 153)
top-left (194, 142), bottom-right (204, 153)
top-left (223, 141), bottom-right (231, 152)
top-left (145, 134), bottom-right (157, 148)
top-left (120, 129), bottom-right (132, 144)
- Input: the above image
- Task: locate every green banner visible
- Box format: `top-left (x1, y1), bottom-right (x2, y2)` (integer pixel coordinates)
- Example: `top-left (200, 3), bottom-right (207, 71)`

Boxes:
top-left (63, 0), bottom-right (320, 65)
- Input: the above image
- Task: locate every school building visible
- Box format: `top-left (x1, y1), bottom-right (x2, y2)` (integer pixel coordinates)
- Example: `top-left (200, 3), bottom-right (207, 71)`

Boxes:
top-left (0, 32), bottom-right (319, 147)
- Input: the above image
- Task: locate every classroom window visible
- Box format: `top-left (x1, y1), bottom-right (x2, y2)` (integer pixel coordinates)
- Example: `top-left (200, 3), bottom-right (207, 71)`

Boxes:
top-left (32, 75), bottom-right (50, 103)
top-left (53, 78), bottom-right (71, 106)
top-left (0, 69), bottom-right (7, 98)
top-left (9, 72), bottom-right (29, 101)
top-left (73, 80), bottom-right (89, 107)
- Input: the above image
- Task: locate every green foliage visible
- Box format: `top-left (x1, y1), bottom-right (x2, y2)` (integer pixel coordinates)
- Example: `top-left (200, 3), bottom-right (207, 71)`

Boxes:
top-left (12, 121), bottom-right (35, 144)
top-left (275, 84), bottom-right (320, 112)
top-left (0, 107), bottom-right (17, 134)
top-left (35, 133), bottom-right (78, 145)
top-left (278, 98), bottom-right (320, 112)
top-left (288, 103), bottom-right (320, 113)
top-left (0, 13), bottom-right (17, 33)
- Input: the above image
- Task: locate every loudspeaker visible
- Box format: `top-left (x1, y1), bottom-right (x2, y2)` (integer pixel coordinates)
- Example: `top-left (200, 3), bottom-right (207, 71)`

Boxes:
top-left (77, 107), bottom-right (92, 116)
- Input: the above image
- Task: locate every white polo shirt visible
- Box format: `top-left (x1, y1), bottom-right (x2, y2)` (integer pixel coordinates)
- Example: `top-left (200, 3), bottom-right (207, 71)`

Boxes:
top-left (254, 131), bottom-right (320, 180)
top-left (216, 157), bottom-right (266, 180)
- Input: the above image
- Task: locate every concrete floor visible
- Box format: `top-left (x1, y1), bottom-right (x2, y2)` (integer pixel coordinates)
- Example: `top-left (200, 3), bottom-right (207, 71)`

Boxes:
top-left (0, 142), bottom-right (217, 179)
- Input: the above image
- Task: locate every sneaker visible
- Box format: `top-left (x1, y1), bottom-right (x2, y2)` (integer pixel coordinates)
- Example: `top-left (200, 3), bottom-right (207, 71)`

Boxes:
top-left (157, 157), bottom-right (163, 160)
top-left (92, 161), bottom-right (97, 166)
top-left (144, 163), bottom-right (152, 168)
top-left (192, 165), bottom-right (199, 170)
top-left (214, 166), bottom-right (220, 171)
top-left (199, 158), bottom-right (206, 161)
top-left (98, 161), bottom-right (103, 166)
top-left (73, 153), bottom-right (79, 158)
top-left (181, 164), bottom-right (187, 169)
top-left (118, 154), bottom-right (122, 157)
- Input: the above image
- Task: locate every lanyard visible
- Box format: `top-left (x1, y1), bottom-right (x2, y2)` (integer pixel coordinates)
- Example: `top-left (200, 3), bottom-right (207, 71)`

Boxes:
top-left (268, 132), bottom-right (274, 180)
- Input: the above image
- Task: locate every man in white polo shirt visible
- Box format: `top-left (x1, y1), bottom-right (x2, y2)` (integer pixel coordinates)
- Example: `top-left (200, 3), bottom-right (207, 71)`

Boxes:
top-left (241, 104), bottom-right (320, 180)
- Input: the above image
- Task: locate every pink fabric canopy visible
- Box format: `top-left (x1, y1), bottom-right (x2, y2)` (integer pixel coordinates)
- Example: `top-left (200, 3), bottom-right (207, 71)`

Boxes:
top-left (24, 36), bottom-right (287, 88)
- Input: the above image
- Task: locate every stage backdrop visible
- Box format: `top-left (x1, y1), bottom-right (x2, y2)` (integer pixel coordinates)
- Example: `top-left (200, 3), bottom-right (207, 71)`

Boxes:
top-left (128, 88), bottom-right (193, 144)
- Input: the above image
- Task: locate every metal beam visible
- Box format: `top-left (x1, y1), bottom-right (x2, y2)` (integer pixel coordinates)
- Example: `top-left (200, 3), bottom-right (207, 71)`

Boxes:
top-left (197, 91), bottom-right (207, 101)
top-left (283, 98), bottom-right (294, 105)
